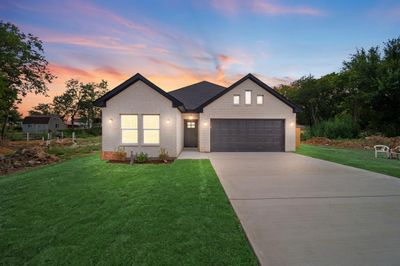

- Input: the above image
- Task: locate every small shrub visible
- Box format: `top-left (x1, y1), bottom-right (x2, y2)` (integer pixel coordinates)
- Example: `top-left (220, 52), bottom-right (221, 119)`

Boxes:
top-left (135, 151), bottom-right (148, 163)
top-left (114, 146), bottom-right (126, 161)
top-left (159, 148), bottom-right (169, 162)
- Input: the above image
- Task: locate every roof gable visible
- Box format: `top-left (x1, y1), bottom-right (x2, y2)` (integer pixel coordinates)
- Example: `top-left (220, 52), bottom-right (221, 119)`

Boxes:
top-left (94, 73), bottom-right (183, 108)
top-left (23, 116), bottom-right (52, 124)
top-left (195, 73), bottom-right (301, 113)
top-left (168, 81), bottom-right (226, 111)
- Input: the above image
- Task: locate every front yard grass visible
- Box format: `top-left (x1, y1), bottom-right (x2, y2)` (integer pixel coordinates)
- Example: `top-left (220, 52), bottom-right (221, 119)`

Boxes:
top-left (0, 155), bottom-right (257, 265)
top-left (297, 144), bottom-right (400, 178)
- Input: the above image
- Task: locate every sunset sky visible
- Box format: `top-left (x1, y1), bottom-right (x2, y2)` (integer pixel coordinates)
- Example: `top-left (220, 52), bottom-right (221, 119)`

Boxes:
top-left (1, 0), bottom-right (399, 116)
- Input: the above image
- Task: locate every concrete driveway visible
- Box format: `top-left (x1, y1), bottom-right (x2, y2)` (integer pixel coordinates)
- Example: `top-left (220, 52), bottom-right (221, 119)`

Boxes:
top-left (208, 152), bottom-right (400, 266)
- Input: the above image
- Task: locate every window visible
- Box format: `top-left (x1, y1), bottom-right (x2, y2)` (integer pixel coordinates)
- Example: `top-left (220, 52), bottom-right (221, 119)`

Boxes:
top-left (257, 95), bottom-right (264, 105)
top-left (245, 90), bottom-right (252, 105)
top-left (187, 121), bottom-right (196, 128)
top-left (143, 115), bottom-right (160, 144)
top-left (121, 115), bottom-right (138, 144)
top-left (233, 95), bottom-right (240, 105)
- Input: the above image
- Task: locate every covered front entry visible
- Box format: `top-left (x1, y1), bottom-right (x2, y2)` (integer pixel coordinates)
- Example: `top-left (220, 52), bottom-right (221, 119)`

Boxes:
top-left (210, 119), bottom-right (285, 152)
top-left (184, 119), bottom-right (198, 147)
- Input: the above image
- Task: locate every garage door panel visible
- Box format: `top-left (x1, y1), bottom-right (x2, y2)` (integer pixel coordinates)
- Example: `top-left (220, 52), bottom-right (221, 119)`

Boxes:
top-left (211, 119), bottom-right (284, 152)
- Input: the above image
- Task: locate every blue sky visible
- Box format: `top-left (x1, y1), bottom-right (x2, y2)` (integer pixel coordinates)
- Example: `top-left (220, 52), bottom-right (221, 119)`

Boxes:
top-left (0, 0), bottom-right (399, 114)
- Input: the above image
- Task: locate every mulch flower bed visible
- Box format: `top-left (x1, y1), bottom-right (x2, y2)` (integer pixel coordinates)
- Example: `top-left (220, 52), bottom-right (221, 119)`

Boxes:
top-left (108, 159), bottom-right (174, 165)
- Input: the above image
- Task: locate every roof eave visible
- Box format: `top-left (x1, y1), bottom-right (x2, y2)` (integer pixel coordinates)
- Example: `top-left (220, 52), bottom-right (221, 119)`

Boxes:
top-left (92, 73), bottom-right (183, 109)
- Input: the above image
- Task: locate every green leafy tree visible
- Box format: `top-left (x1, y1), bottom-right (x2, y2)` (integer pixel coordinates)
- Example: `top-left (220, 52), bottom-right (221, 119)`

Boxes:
top-left (78, 80), bottom-right (108, 127)
top-left (373, 37), bottom-right (400, 136)
top-left (0, 21), bottom-right (55, 140)
top-left (29, 103), bottom-right (53, 115)
top-left (340, 47), bottom-right (381, 127)
top-left (53, 79), bottom-right (108, 129)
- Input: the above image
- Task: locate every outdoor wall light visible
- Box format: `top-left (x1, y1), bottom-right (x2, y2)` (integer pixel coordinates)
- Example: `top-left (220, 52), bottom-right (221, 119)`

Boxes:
top-left (290, 122), bottom-right (294, 127)
top-left (108, 118), bottom-right (113, 123)
top-left (203, 122), bottom-right (208, 126)
top-left (189, 115), bottom-right (193, 120)
top-left (166, 119), bottom-right (171, 124)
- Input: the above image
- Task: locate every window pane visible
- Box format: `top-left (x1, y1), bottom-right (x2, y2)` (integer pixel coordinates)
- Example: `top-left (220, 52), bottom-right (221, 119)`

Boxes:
top-left (143, 130), bottom-right (160, 144)
top-left (233, 95), bottom-right (240, 105)
top-left (257, 95), bottom-right (264, 104)
top-left (245, 91), bottom-right (252, 104)
top-left (143, 115), bottom-right (159, 129)
top-left (122, 129), bottom-right (138, 143)
top-left (121, 115), bottom-right (137, 129)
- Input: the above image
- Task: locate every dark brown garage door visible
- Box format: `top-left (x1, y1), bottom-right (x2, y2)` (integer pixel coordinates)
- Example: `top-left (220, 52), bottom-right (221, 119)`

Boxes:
top-left (211, 119), bottom-right (285, 152)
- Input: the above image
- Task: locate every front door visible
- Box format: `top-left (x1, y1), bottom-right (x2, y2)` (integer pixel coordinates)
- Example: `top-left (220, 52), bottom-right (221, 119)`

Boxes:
top-left (184, 120), bottom-right (198, 147)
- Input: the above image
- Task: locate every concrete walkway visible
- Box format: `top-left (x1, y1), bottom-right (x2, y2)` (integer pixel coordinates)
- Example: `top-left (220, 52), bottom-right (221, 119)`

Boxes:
top-left (207, 152), bottom-right (400, 266)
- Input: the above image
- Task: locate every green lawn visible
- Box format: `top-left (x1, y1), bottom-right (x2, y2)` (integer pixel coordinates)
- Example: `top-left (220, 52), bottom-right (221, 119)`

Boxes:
top-left (0, 155), bottom-right (257, 265)
top-left (297, 144), bottom-right (400, 178)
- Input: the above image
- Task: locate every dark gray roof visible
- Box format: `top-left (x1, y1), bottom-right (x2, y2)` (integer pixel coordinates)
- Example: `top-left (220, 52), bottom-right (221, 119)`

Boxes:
top-left (23, 116), bottom-right (52, 124)
top-left (168, 81), bottom-right (226, 111)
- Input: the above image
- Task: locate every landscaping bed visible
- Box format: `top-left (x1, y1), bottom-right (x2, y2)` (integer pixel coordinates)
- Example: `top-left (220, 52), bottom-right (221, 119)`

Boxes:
top-left (108, 159), bottom-right (174, 164)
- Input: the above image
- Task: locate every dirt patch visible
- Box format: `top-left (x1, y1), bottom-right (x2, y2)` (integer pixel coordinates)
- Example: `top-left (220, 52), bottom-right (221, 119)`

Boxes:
top-left (304, 136), bottom-right (400, 149)
top-left (0, 147), bottom-right (59, 175)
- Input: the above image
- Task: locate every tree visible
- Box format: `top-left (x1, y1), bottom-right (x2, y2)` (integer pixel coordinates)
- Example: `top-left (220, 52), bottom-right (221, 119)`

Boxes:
top-left (340, 47), bottom-right (381, 127)
top-left (29, 103), bottom-right (53, 115)
top-left (52, 79), bottom-right (108, 129)
top-left (0, 21), bottom-right (55, 140)
top-left (78, 80), bottom-right (107, 127)
top-left (373, 37), bottom-right (400, 136)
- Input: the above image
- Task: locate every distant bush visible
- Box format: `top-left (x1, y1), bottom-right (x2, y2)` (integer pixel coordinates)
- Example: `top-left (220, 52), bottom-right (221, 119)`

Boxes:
top-left (309, 115), bottom-right (360, 139)
top-left (62, 127), bottom-right (101, 138)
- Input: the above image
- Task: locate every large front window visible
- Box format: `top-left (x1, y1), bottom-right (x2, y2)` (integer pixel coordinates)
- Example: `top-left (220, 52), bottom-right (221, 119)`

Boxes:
top-left (143, 115), bottom-right (160, 144)
top-left (121, 115), bottom-right (138, 144)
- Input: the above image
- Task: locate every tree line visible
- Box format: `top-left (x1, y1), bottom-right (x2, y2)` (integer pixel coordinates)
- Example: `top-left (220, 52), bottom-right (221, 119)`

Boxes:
top-left (30, 79), bottom-right (108, 128)
top-left (278, 37), bottom-right (400, 137)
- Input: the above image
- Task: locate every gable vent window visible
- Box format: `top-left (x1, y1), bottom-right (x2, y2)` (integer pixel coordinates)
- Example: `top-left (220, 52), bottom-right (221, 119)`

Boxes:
top-left (143, 115), bottom-right (160, 145)
top-left (233, 95), bottom-right (240, 105)
top-left (121, 115), bottom-right (138, 144)
top-left (257, 95), bottom-right (264, 105)
top-left (245, 90), bottom-right (252, 105)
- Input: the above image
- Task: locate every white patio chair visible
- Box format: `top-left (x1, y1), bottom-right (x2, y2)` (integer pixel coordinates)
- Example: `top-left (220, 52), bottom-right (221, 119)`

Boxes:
top-left (374, 145), bottom-right (390, 159)
top-left (390, 146), bottom-right (400, 160)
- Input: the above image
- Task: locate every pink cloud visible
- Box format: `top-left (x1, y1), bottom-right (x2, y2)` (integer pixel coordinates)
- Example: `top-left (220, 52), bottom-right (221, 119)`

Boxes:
top-left (210, 0), bottom-right (239, 15)
top-left (209, 0), bottom-right (322, 16)
top-left (252, 0), bottom-right (322, 16)
top-left (42, 34), bottom-right (145, 52)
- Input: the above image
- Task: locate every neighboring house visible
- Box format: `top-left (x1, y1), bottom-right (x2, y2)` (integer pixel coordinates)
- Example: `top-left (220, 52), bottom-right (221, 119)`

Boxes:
top-left (66, 121), bottom-right (87, 129)
top-left (22, 115), bottom-right (66, 134)
top-left (94, 73), bottom-right (300, 159)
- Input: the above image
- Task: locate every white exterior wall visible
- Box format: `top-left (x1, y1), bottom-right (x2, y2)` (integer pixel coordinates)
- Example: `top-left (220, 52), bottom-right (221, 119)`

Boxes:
top-left (102, 80), bottom-right (182, 158)
top-left (199, 79), bottom-right (296, 152)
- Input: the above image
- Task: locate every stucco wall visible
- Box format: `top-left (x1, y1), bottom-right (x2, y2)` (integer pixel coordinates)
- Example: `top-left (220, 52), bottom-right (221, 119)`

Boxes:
top-left (199, 79), bottom-right (296, 152)
top-left (102, 80), bottom-right (181, 158)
